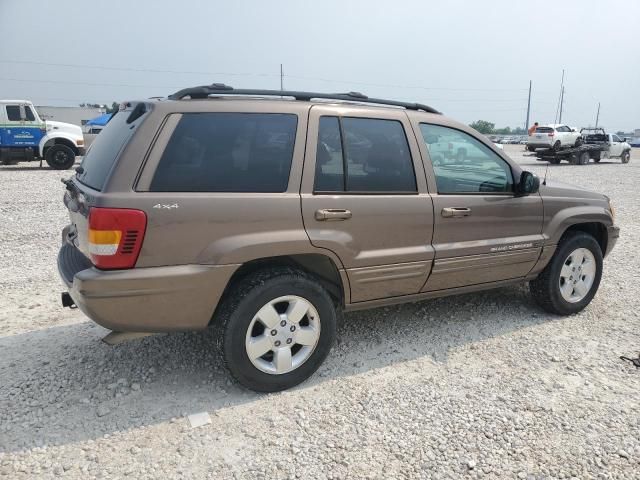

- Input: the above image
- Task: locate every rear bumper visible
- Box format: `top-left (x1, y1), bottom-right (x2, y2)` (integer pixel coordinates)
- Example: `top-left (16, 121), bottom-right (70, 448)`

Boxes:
top-left (58, 243), bottom-right (239, 332)
top-left (605, 225), bottom-right (620, 257)
top-left (527, 141), bottom-right (553, 149)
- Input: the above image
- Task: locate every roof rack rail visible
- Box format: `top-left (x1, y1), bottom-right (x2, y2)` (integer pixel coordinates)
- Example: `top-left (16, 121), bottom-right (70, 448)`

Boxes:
top-left (168, 83), bottom-right (440, 114)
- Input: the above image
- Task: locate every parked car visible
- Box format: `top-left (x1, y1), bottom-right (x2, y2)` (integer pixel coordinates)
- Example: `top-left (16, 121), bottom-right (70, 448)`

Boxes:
top-left (0, 99), bottom-right (85, 169)
top-left (58, 85), bottom-right (619, 392)
top-left (527, 124), bottom-right (582, 152)
top-left (629, 137), bottom-right (640, 148)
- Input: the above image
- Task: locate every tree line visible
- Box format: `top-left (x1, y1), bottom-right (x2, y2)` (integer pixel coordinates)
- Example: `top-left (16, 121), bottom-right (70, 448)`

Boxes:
top-left (78, 102), bottom-right (119, 114)
top-left (469, 120), bottom-right (526, 135)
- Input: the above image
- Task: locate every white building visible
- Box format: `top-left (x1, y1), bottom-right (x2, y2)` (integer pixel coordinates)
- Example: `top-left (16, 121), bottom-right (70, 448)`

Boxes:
top-left (34, 105), bottom-right (105, 128)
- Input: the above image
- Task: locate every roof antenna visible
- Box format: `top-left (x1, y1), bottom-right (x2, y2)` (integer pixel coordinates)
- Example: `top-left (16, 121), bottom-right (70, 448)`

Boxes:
top-left (542, 161), bottom-right (550, 185)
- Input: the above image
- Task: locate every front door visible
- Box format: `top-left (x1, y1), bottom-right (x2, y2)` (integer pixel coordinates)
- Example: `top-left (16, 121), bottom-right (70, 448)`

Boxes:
top-left (609, 134), bottom-right (624, 157)
top-left (300, 106), bottom-right (434, 302)
top-left (413, 121), bottom-right (544, 291)
top-left (1, 104), bottom-right (45, 148)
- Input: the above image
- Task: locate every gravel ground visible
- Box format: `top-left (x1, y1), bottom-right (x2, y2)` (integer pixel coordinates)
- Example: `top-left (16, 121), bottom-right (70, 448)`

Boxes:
top-left (1, 146), bottom-right (639, 479)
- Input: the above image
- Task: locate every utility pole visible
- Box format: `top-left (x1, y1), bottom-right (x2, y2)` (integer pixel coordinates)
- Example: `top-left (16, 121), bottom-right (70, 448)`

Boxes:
top-left (559, 86), bottom-right (565, 123)
top-left (555, 69), bottom-right (565, 123)
top-left (525, 80), bottom-right (532, 132)
top-left (595, 102), bottom-right (600, 128)
top-left (280, 64), bottom-right (284, 91)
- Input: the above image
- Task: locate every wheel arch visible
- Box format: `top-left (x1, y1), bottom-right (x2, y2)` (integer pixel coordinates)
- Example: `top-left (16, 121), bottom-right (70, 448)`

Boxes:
top-left (209, 253), bottom-right (349, 327)
top-left (560, 222), bottom-right (608, 256)
top-left (39, 134), bottom-right (79, 157)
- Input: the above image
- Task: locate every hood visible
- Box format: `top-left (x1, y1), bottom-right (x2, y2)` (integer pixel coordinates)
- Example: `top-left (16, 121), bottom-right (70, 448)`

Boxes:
top-left (45, 120), bottom-right (83, 139)
top-left (539, 179), bottom-right (606, 201)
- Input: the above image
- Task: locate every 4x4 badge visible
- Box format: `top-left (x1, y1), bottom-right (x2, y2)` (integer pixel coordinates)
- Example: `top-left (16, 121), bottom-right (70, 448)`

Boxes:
top-left (153, 203), bottom-right (179, 210)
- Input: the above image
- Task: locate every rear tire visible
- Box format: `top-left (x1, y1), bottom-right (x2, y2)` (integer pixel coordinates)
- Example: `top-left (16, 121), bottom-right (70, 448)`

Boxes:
top-left (527, 145), bottom-right (536, 152)
top-left (45, 145), bottom-right (76, 170)
top-left (574, 137), bottom-right (584, 147)
top-left (530, 232), bottom-right (603, 315)
top-left (552, 140), bottom-right (562, 152)
top-left (215, 267), bottom-right (338, 392)
top-left (621, 150), bottom-right (630, 164)
top-left (578, 151), bottom-right (590, 165)
top-left (593, 152), bottom-right (601, 162)
top-left (549, 158), bottom-right (561, 165)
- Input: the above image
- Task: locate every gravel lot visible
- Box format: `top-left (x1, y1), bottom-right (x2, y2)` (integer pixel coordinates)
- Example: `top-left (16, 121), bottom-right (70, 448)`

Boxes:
top-left (1, 146), bottom-right (639, 479)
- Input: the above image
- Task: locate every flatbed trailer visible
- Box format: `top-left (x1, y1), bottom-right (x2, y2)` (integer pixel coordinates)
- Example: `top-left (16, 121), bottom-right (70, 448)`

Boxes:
top-left (535, 144), bottom-right (606, 165)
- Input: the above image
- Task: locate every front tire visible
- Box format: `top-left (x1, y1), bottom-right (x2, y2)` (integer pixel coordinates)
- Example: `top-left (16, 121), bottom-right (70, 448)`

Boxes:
top-left (45, 144), bottom-right (76, 170)
top-left (574, 137), bottom-right (584, 147)
top-left (552, 140), bottom-right (562, 152)
top-left (215, 268), bottom-right (338, 392)
top-left (530, 232), bottom-right (603, 315)
top-left (621, 150), bottom-right (630, 164)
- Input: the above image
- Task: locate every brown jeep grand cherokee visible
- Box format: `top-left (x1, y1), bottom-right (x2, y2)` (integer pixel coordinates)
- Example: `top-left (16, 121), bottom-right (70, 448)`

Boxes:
top-left (58, 85), bottom-right (619, 391)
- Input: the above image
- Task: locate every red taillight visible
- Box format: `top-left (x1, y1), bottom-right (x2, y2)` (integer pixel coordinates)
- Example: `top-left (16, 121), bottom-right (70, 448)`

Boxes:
top-left (548, 132), bottom-right (555, 137)
top-left (88, 208), bottom-right (147, 270)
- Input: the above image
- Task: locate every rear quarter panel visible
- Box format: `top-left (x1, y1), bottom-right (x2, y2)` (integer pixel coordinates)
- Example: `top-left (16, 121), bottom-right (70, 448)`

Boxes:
top-left (110, 100), bottom-right (342, 269)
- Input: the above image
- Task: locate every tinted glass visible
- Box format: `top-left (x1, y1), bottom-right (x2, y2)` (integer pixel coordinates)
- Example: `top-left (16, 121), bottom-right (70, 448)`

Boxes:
top-left (77, 108), bottom-right (147, 190)
top-left (342, 118), bottom-right (416, 192)
top-left (150, 113), bottom-right (297, 192)
top-left (612, 134), bottom-right (622, 142)
top-left (420, 124), bottom-right (513, 194)
top-left (6, 106), bottom-right (21, 121)
top-left (314, 117), bottom-right (417, 193)
top-left (24, 106), bottom-right (36, 121)
top-left (315, 116), bottom-right (344, 192)
top-left (535, 127), bottom-right (553, 133)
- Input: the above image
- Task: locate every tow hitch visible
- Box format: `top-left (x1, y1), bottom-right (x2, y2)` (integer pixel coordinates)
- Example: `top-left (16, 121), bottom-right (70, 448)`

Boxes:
top-left (61, 292), bottom-right (76, 309)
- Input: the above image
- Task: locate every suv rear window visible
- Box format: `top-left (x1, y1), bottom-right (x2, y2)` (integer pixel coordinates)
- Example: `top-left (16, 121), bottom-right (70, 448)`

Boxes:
top-left (76, 108), bottom-right (147, 190)
top-left (150, 113), bottom-right (297, 192)
top-left (535, 127), bottom-right (553, 133)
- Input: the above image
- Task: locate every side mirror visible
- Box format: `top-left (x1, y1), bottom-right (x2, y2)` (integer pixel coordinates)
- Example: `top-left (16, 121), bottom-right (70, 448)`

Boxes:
top-left (516, 171), bottom-right (540, 196)
top-left (571, 128), bottom-right (577, 132)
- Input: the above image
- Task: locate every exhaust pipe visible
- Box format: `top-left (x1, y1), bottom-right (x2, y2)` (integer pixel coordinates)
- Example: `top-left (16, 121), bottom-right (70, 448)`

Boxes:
top-left (61, 292), bottom-right (76, 309)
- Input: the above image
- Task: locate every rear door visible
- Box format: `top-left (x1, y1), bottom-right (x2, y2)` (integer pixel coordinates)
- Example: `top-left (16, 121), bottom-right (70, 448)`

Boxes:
top-left (412, 119), bottom-right (544, 291)
top-left (300, 105), bottom-right (434, 302)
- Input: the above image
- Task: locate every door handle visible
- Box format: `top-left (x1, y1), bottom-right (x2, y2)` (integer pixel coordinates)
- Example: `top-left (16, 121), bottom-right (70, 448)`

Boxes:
top-left (441, 207), bottom-right (471, 218)
top-left (315, 208), bottom-right (352, 221)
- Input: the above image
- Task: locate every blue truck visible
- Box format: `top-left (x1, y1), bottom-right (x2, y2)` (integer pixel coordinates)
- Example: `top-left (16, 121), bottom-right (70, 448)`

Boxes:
top-left (0, 100), bottom-right (85, 169)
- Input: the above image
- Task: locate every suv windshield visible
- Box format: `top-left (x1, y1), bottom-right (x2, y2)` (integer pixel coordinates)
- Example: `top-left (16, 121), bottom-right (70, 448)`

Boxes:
top-left (76, 106), bottom-right (148, 190)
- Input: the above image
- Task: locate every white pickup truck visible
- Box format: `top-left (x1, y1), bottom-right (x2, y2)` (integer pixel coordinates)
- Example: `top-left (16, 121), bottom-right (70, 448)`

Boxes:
top-left (0, 100), bottom-right (85, 169)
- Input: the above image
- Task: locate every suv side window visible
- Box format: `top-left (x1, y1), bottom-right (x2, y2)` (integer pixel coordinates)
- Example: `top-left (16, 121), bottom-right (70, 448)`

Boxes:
top-left (612, 134), bottom-right (622, 142)
top-left (24, 106), bottom-right (36, 121)
top-left (150, 113), bottom-right (297, 192)
top-left (314, 116), bottom-right (417, 193)
top-left (419, 124), bottom-right (513, 194)
top-left (6, 105), bottom-right (21, 121)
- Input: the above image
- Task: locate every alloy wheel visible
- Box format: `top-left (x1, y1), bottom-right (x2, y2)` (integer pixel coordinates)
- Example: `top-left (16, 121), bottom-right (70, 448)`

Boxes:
top-left (245, 295), bottom-right (321, 374)
top-left (558, 248), bottom-right (597, 303)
